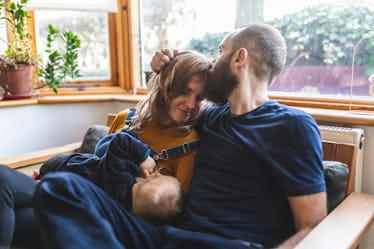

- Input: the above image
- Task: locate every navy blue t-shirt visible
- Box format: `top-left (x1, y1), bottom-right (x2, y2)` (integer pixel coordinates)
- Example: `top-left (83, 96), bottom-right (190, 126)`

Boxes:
top-left (183, 100), bottom-right (325, 247)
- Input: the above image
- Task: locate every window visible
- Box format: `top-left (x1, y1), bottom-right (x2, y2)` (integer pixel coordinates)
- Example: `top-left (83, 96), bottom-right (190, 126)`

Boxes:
top-left (137, 0), bottom-right (374, 101)
top-left (0, 0), bottom-right (119, 95)
top-left (34, 10), bottom-right (111, 81)
top-left (27, 0), bottom-right (119, 89)
top-left (2, 0), bottom-right (373, 105)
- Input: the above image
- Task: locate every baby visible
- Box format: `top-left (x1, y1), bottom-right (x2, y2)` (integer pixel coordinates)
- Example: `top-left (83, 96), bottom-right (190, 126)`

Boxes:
top-left (38, 132), bottom-right (183, 224)
top-left (132, 173), bottom-right (183, 223)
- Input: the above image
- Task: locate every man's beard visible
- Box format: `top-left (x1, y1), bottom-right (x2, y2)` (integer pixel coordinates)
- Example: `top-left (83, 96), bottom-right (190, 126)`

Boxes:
top-left (204, 59), bottom-right (239, 104)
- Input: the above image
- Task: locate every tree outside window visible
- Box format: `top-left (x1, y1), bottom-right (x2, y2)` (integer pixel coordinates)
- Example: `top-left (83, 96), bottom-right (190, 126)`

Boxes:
top-left (139, 0), bottom-right (374, 98)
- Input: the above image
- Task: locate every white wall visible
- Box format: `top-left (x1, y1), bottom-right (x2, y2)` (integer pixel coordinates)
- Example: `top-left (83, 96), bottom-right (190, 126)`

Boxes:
top-left (0, 101), bottom-right (133, 158)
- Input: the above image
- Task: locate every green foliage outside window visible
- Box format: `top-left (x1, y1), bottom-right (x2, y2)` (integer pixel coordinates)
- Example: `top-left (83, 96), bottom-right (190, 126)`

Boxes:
top-left (187, 32), bottom-right (228, 58)
top-left (267, 2), bottom-right (374, 74)
top-left (186, 2), bottom-right (374, 75)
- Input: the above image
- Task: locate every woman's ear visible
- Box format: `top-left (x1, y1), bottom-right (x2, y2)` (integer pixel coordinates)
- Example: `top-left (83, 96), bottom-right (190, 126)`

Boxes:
top-left (231, 48), bottom-right (248, 68)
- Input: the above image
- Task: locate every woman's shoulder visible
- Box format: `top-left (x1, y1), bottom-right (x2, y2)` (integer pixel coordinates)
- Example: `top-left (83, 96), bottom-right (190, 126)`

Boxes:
top-left (108, 108), bottom-right (135, 134)
top-left (116, 108), bottom-right (134, 119)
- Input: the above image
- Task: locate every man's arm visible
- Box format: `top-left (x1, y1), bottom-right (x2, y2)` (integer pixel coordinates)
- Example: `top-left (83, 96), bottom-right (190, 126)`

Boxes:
top-left (276, 191), bottom-right (327, 248)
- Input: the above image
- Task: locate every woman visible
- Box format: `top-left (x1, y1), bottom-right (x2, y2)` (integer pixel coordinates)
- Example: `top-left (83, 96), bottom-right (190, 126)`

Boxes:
top-left (0, 50), bottom-right (210, 249)
top-left (98, 51), bottom-right (209, 192)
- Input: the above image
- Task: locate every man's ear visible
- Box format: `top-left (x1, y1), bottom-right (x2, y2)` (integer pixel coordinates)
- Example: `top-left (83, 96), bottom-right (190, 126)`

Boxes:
top-left (231, 48), bottom-right (248, 68)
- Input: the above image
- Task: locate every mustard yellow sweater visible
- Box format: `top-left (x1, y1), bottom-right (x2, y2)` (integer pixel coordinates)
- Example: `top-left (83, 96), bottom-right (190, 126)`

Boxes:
top-left (108, 109), bottom-right (199, 193)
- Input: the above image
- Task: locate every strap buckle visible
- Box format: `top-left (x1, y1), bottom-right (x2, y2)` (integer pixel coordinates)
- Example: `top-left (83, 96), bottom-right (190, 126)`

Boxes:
top-left (153, 149), bottom-right (169, 161)
top-left (182, 143), bottom-right (191, 154)
top-left (152, 141), bottom-right (199, 163)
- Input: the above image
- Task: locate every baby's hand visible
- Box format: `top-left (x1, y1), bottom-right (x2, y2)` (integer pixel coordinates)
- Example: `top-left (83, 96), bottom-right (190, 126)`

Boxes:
top-left (31, 169), bottom-right (40, 181)
top-left (139, 156), bottom-right (156, 178)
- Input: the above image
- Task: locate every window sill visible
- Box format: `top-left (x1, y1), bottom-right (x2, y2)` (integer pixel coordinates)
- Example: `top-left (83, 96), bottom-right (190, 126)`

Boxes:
top-left (0, 94), bottom-right (145, 107)
top-left (296, 107), bottom-right (374, 126)
top-left (0, 86), bottom-right (145, 108)
top-left (36, 94), bottom-right (144, 104)
top-left (270, 93), bottom-right (374, 126)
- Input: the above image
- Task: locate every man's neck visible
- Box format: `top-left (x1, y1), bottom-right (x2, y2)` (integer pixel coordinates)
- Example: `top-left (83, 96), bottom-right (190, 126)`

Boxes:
top-left (228, 80), bottom-right (269, 115)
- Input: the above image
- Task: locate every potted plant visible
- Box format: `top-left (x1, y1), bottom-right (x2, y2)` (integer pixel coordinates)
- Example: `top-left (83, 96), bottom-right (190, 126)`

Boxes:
top-left (0, 0), bottom-right (41, 100)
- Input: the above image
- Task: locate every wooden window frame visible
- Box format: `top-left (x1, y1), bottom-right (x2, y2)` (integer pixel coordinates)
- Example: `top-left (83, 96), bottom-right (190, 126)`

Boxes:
top-left (4, 0), bottom-right (374, 115)
top-left (15, 2), bottom-right (128, 95)
top-left (125, 0), bottom-right (374, 111)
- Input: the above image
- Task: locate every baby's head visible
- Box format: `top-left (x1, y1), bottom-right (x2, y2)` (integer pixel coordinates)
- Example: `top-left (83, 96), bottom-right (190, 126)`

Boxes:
top-left (132, 174), bottom-right (183, 224)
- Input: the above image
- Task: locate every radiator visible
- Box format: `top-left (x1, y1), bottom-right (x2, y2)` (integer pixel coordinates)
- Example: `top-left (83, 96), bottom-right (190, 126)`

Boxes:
top-left (318, 125), bottom-right (365, 192)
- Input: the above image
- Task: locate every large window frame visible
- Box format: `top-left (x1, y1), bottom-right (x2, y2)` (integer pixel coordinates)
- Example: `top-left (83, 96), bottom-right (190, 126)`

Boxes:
top-left (34, 9), bottom-right (122, 95)
top-left (128, 0), bottom-right (374, 112)
top-left (2, 0), bottom-right (134, 95)
top-left (2, 0), bottom-right (374, 114)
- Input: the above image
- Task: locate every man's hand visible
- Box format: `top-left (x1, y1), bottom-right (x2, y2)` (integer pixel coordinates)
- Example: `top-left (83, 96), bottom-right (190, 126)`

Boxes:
top-left (139, 156), bottom-right (156, 178)
top-left (150, 48), bottom-right (178, 72)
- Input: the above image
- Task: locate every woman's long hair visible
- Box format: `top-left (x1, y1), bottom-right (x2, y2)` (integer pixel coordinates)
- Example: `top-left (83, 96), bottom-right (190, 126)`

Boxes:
top-left (129, 51), bottom-right (209, 135)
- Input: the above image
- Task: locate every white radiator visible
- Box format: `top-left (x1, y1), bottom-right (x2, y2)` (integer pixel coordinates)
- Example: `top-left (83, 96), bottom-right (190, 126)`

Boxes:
top-left (318, 125), bottom-right (365, 192)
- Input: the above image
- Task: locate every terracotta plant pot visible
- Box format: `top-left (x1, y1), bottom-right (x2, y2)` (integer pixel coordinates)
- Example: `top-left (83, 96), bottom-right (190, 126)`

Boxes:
top-left (0, 64), bottom-right (33, 100)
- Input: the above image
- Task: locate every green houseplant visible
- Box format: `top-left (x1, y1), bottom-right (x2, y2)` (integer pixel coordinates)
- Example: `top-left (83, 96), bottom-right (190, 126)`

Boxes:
top-left (37, 24), bottom-right (82, 93)
top-left (0, 0), bottom-right (40, 99)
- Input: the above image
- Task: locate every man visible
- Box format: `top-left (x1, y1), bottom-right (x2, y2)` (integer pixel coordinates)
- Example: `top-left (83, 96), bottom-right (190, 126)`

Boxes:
top-left (33, 24), bottom-right (326, 249)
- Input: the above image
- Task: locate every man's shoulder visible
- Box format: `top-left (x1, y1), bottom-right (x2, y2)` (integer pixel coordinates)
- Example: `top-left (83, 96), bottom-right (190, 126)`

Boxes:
top-left (262, 101), bottom-right (318, 137)
top-left (202, 103), bottom-right (229, 117)
top-left (271, 101), bottom-right (314, 122)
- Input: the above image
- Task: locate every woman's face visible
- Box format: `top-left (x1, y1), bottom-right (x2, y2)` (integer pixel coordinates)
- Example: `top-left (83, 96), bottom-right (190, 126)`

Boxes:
top-left (167, 76), bottom-right (205, 124)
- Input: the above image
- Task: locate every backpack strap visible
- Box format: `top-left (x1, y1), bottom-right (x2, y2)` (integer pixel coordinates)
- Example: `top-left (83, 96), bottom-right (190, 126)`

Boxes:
top-left (124, 107), bottom-right (137, 125)
top-left (151, 141), bottom-right (200, 163)
top-left (122, 107), bottom-right (200, 163)
top-left (124, 129), bottom-right (200, 164)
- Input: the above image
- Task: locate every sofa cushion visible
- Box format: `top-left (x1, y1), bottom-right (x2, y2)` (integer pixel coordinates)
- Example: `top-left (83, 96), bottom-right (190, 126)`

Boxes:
top-left (323, 160), bottom-right (349, 212)
top-left (77, 125), bottom-right (109, 154)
